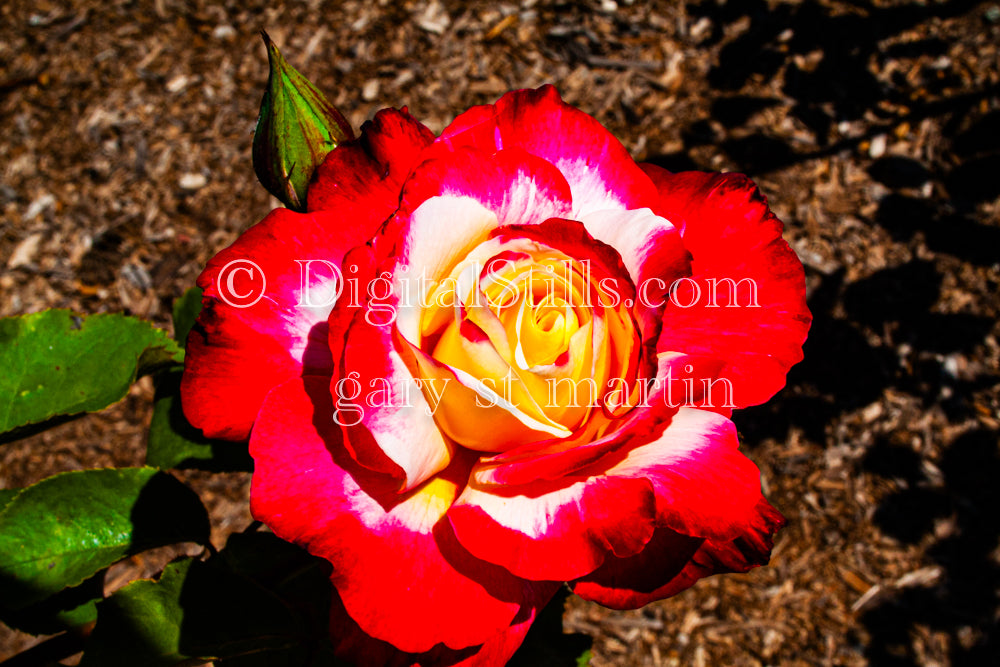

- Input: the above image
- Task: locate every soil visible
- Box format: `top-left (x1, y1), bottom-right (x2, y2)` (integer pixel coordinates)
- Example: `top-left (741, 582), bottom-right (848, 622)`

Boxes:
top-left (2, 0), bottom-right (999, 665)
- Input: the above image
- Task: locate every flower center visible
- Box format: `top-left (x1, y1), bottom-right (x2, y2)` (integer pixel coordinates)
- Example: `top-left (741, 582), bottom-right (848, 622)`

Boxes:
top-left (414, 237), bottom-right (640, 453)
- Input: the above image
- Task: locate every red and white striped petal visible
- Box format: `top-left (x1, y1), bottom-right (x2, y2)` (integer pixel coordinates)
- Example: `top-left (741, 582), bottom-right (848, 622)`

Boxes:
top-left (487, 218), bottom-right (637, 305)
top-left (469, 353), bottom-right (725, 489)
top-left (182, 207), bottom-right (356, 440)
top-left (249, 377), bottom-right (550, 654)
top-left (430, 86), bottom-right (660, 217)
top-left (183, 109), bottom-right (433, 441)
top-left (331, 196), bottom-right (501, 489)
top-left (577, 207), bottom-right (691, 344)
top-left (603, 407), bottom-right (771, 542)
top-left (447, 473), bottom-right (657, 582)
top-left (336, 301), bottom-right (455, 491)
top-left (565, 408), bottom-right (785, 608)
top-left (642, 167), bottom-right (811, 408)
top-left (398, 146), bottom-right (573, 227)
top-left (390, 195), bottom-right (502, 345)
top-left (572, 498), bottom-right (785, 609)
top-left (449, 406), bottom-right (773, 584)
top-left (577, 207), bottom-right (689, 298)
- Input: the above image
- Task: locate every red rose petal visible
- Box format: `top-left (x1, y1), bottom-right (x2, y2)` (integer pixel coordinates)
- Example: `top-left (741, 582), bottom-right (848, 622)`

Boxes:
top-left (308, 106), bottom-right (434, 217)
top-left (576, 206), bottom-right (690, 304)
top-left (249, 376), bottom-right (551, 654)
top-left (447, 473), bottom-right (657, 582)
top-left (329, 576), bottom-right (555, 667)
top-left (576, 206), bottom-right (691, 345)
top-left (331, 237), bottom-right (458, 490)
top-left (182, 207), bottom-right (352, 440)
top-left (569, 525), bottom-right (703, 610)
top-left (453, 407), bottom-right (777, 586)
top-left (642, 167), bottom-right (812, 408)
top-left (182, 109), bottom-right (433, 442)
top-left (602, 407), bottom-right (774, 542)
top-left (398, 146), bottom-right (574, 226)
top-left (572, 498), bottom-right (785, 609)
top-left (470, 353), bottom-right (724, 488)
top-left (432, 85), bottom-right (660, 217)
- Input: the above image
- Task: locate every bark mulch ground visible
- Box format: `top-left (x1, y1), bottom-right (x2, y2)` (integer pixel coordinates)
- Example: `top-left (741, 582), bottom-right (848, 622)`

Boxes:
top-left (2, 1), bottom-right (998, 665)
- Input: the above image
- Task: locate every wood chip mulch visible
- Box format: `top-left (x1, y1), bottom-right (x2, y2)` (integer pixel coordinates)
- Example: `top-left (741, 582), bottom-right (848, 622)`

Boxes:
top-left (2, 1), bottom-right (998, 665)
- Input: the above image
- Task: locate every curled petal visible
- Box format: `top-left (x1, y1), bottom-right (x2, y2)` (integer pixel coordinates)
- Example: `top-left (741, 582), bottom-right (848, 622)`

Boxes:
top-left (572, 499), bottom-right (785, 609)
top-left (332, 216), bottom-right (487, 489)
top-left (336, 300), bottom-right (455, 491)
top-left (390, 195), bottom-right (502, 345)
top-left (403, 334), bottom-right (573, 450)
top-left (183, 109), bottom-right (432, 441)
top-left (601, 407), bottom-right (773, 542)
top-left (568, 409), bottom-right (785, 608)
top-left (642, 167), bottom-right (812, 407)
top-left (329, 579), bottom-right (556, 667)
top-left (570, 525), bottom-right (703, 610)
top-left (471, 353), bottom-right (725, 488)
top-left (448, 474), bottom-right (657, 582)
top-left (399, 146), bottom-right (574, 226)
top-left (577, 207), bottom-right (691, 344)
top-left (455, 406), bottom-right (777, 589)
top-left (430, 85), bottom-right (660, 217)
top-left (488, 217), bottom-right (638, 306)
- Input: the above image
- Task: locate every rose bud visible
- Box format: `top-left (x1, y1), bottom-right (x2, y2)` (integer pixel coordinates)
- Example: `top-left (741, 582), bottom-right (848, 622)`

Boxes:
top-left (252, 31), bottom-right (353, 211)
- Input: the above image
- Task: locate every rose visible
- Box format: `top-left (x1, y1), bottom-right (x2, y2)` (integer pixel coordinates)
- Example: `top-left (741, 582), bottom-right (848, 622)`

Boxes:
top-left (182, 86), bottom-right (810, 665)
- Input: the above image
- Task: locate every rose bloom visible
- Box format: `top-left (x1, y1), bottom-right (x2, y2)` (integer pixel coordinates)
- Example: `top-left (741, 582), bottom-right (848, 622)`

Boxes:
top-left (182, 86), bottom-right (810, 665)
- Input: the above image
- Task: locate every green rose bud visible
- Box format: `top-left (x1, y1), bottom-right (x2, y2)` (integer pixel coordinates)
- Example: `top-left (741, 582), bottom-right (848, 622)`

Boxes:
top-left (252, 31), bottom-right (354, 211)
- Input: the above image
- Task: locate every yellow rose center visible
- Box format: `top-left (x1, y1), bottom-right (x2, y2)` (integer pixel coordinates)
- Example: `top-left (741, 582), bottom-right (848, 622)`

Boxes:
top-left (414, 237), bottom-right (640, 453)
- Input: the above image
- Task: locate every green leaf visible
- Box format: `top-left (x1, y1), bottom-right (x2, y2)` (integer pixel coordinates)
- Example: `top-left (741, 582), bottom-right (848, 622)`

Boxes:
top-left (0, 310), bottom-right (182, 436)
top-left (0, 487), bottom-right (20, 511)
top-left (172, 287), bottom-right (203, 349)
top-left (0, 485), bottom-right (102, 635)
top-left (147, 369), bottom-right (253, 472)
top-left (82, 543), bottom-right (331, 667)
top-left (0, 570), bottom-right (103, 635)
top-left (252, 31), bottom-right (353, 211)
top-left (0, 467), bottom-right (209, 610)
top-left (80, 559), bottom-right (198, 667)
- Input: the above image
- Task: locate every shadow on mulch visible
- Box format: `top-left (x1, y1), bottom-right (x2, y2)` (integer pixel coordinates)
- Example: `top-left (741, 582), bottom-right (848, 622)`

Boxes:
top-left (860, 428), bottom-right (1000, 666)
top-left (735, 199), bottom-right (999, 664)
top-left (655, 0), bottom-right (1000, 185)
top-left (649, 0), bottom-right (1000, 663)
top-left (689, 0), bottom-right (999, 169)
